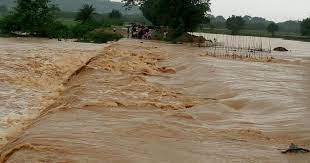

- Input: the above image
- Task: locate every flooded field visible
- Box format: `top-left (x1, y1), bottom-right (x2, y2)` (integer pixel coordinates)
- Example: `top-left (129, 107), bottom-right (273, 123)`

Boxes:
top-left (0, 38), bottom-right (309, 162)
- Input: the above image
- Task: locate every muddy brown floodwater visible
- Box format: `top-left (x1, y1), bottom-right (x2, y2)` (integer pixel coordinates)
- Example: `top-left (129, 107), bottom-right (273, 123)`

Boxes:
top-left (0, 38), bottom-right (310, 162)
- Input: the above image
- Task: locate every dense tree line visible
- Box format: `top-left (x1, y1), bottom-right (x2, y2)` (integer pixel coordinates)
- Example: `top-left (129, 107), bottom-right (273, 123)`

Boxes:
top-left (208, 15), bottom-right (301, 33)
top-left (0, 0), bottom-right (123, 43)
top-left (206, 14), bottom-right (310, 36)
top-left (301, 18), bottom-right (310, 36)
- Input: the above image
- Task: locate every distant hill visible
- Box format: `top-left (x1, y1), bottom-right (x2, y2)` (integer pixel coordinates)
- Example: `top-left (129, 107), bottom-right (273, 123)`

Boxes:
top-left (0, 0), bottom-right (141, 15)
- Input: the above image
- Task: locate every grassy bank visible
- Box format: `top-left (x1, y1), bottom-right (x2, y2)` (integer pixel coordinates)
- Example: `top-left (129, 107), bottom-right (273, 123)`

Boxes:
top-left (198, 28), bottom-right (310, 42)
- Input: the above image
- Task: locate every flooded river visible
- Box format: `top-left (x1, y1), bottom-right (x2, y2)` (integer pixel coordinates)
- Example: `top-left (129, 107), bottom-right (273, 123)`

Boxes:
top-left (0, 37), bottom-right (309, 162)
top-left (0, 38), bottom-right (104, 145)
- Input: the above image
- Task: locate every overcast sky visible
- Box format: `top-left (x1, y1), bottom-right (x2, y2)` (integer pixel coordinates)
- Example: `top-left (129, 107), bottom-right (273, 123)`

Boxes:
top-left (211, 0), bottom-right (310, 22)
top-left (111, 0), bottom-right (310, 22)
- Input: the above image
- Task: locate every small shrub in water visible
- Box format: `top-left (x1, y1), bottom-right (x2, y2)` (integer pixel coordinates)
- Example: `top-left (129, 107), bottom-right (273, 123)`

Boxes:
top-left (80, 30), bottom-right (123, 43)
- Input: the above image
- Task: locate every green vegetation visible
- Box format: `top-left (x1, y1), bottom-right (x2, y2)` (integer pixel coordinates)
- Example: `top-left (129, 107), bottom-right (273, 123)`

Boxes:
top-left (109, 9), bottom-right (122, 19)
top-left (72, 21), bottom-right (100, 38)
top-left (226, 15), bottom-right (245, 35)
top-left (208, 15), bottom-right (300, 33)
top-left (0, 0), bottom-right (62, 37)
top-left (123, 0), bottom-right (310, 42)
top-left (267, 22), bottom-right (279, 36)
top-left (1, 0), bottom-right (309, 43)
top-left (301, 18), bottom-right (310, 36)
top-left (0, 0), bottom-right (124, 43)
top-left (139, 0), bottom-right (210, 39)
top-left (80, 30), bottom-right (123, 43)
top-left (202, 15), bottom-right (310, 42)
top-left (70, 6), bottom-right (124, 43)
top-left (75, 4), bottom-right (95, 23)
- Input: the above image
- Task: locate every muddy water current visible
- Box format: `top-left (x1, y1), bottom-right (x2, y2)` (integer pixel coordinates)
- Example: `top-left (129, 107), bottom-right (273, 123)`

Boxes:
top-left (0, 38), bottom-right (104, 145)
top-left (0, 38), bottom-right (309, 162)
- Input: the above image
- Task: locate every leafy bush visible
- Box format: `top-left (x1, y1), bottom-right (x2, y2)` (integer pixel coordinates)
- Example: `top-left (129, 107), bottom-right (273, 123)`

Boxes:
top-left (0, 16), bottom-right (71, 38)
top-left (101, 18), bottom-right (124, 27)
top-left (0, 15), bottom-right (21, 34)
top-left (44, 21), bottom-right (72, 38)
top-left (71, 20), bottom-right (101, 38)
top-left (80, 30), bottom-right (123, 43)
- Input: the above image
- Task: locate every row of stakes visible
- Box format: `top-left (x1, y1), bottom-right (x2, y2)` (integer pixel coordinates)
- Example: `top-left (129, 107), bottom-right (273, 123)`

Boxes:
top-left (199, 34), bottom-right (274, 61)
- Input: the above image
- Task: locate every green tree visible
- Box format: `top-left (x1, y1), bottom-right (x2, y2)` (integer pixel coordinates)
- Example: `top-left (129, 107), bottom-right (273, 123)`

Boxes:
top-left (277, 20), bottom-right (300, 33)
top-left (0, 0), bottom-right (59, 36)
top-left (139, 0), bottom-right (210, 35)
top-left (109, 9), bottom-right (122, 19)
top-left (300, 18), bottom-right (310, 36)
top-left (140, 0), bottom-right (161, 26)
top-left (208, 15), bottom-right (226, 29)
top-left (75, 4), bottom-right (95, 23)
top-left (226, 15), bottom-right (245, 35)
top-left (267, 22), bottom-right (279, 36)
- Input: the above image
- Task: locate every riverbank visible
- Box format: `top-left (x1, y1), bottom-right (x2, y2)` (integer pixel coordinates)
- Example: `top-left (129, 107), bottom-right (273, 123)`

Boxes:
top-left (1, 39), bottom-right (310, 162)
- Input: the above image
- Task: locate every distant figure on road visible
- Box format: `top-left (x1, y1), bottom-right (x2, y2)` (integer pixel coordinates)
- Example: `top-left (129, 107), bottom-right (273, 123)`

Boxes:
top-left (164, 31), bottom-right (168, 39)
top-left (127, 26), bottom-right (130, 38)
top-left (213, 38), bottom-right (217, 45)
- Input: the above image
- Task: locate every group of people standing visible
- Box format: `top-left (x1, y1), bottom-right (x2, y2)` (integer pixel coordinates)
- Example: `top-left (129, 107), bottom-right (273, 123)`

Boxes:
top-left (128, 24), bottom-right (153, 40)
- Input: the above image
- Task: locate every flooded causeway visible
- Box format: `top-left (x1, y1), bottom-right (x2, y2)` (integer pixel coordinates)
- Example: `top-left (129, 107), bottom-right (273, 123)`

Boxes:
top-left (0, 38), bottom-right (309, 162)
